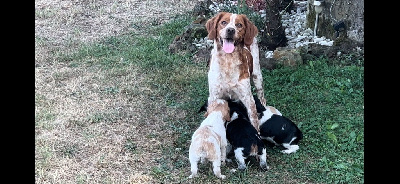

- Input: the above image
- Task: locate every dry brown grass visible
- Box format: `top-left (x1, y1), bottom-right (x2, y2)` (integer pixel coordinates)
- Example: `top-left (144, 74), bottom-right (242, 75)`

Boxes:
top-left (35, 0), bottom-right (199, 183)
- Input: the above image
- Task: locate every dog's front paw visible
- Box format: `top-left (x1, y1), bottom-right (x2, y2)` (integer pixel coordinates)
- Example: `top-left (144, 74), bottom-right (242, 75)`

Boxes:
top-left (219, 175), bottom-right (226, 179)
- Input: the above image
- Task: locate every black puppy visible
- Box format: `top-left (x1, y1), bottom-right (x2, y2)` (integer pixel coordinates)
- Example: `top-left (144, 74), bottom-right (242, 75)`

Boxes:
top-left (199, 98), bottom-right (268, 171)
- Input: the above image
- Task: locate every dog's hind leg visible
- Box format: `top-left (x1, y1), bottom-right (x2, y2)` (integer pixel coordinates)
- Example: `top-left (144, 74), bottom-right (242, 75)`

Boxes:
top-left (189, 161), bottom-right (198, 178)
top-left (212, 159), bottom-right (226, 179)
top-left (281, 143), bottom-right (299, 154)
top-left (225, 142), bottom-right (233, 163)
top-left (258, 148), bottom-right (269, 171)
top-left (234, 148), bottom-right (247, 171)
top-left (188, 154), bottom-right (199, 178)
top-left (221, 144), bottom-right (227, 166)
top-left (281, 137), bottom-right (300, 154)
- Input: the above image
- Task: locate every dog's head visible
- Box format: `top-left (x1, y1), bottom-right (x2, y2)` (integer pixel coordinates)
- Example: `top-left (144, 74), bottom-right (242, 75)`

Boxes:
top-left (204, 99), bottom-right (231, 122)
top-left (206, 12), bottom-right (258, 53)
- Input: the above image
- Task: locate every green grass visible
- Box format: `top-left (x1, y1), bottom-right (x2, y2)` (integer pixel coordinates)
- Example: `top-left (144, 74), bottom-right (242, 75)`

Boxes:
top-left (260, 60), bottom-right (364, 183)
top-left (58, 13), bottom-right (364, 183)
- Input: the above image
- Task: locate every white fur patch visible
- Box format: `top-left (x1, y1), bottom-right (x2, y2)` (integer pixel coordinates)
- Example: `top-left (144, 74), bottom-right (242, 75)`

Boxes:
top-left (230, 112), bottom-right (239, 121)
top-left (259, 106), bottom-right (283, 126)
top-left (216, 99), bottom-right (226, 104)
top-left (259, 148), bottom-right (269, 170)
top-left (234, 147), bottom-right (245, 159)
top-left (281, 144), bottom-right (299, 154)
top-left (234, 147), bottom-right (246, 170)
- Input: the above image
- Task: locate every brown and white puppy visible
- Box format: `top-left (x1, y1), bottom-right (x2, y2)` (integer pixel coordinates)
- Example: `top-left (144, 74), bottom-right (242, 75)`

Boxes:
top-left (205, 12), bottom-right (266, 132)
top-left (189, 99), bottom-right (230, 179)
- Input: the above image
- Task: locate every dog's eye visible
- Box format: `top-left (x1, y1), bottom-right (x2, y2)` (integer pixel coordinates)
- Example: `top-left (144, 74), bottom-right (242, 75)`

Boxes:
top-left (221, 21), bottom-right (227, 25)
top-left (236, 23), bottom-right (242, 28)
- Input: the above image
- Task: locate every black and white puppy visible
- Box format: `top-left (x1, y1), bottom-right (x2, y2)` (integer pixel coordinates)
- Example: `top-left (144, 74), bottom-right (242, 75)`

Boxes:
top-left (199, 98), bottom-right (268, 171)
top-left (257, 102), bottom-right (303, 154)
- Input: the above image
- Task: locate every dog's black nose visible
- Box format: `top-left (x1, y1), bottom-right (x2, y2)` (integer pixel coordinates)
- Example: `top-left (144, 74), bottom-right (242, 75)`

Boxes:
top-left (227, 28), bottom-right (235, 35)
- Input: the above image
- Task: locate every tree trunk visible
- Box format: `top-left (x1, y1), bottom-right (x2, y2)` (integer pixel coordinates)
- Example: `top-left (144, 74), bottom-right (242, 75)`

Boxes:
top-left (306, 0), bottom-right (364, 43)
top-left (260, 0), bottom-right (288, 51)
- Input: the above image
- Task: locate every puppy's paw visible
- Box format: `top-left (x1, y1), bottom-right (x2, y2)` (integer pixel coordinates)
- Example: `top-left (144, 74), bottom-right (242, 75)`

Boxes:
top-left (221, 160), bottom-right (226, 166)
top-left (238, 164), bottom-right (246, 171)
top-left (260, 164), bottom-right (269, 171)
top-left (291, 145), bottom-right (299, 150)
top-left (281, 146), bottom-right (299, 154)
top-left (219, 175), bottom-right (226, 179)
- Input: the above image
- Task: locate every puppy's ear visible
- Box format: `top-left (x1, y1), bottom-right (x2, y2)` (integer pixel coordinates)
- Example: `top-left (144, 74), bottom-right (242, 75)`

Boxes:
top-left (224, 112), bottom-right (231, 122)
top-left (223, 104), bottom-right (231, 122)
top-left (206, 12), bottom-right (225, 40)
top-left (243, 15), bottom-right (258, 46)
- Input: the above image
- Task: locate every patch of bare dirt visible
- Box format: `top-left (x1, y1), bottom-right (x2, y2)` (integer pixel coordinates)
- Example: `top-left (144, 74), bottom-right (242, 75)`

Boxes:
top-left (35, 0), bottom-right (199, 183)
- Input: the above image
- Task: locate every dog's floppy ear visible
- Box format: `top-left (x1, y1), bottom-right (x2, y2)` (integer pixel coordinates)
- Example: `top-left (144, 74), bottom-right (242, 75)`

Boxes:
top-left (243, 15), bottom-right (258, 46)
top-left (222, 101), bottom-right (231, 122)
top-left (223, 111), bottom-right (231, 122)
top-left (206, 12), bottom-right (225, 40)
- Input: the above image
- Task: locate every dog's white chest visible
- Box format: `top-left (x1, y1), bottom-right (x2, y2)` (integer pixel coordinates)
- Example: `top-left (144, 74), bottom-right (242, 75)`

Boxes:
top-left (209, 53), bottom-right (241, 85)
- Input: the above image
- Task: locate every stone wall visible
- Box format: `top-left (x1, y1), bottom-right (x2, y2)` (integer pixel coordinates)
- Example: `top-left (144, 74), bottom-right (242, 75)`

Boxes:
top-left (306, 0), bottom-right (364, 43)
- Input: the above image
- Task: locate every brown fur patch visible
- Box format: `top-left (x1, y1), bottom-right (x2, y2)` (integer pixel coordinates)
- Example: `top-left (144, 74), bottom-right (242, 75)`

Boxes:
top-left (249, 103), bottom-right (258, 121)
top-left (239, 48), bottom-right (253, 81)
top-left (250, 144), bottom-right (258, 155)
top-left (205, 100), bottom-right (231, 122)
top-left (194, 127), bottom-right (219, 161)
top-left (206, 12), bottom-right (231, 40)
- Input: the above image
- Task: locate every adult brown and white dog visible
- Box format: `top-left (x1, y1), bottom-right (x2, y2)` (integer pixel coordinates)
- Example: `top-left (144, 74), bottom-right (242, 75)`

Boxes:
top-left (205, 12), bottom-right (266, 132)
top-left (188, 99), bottom-right (230, 179)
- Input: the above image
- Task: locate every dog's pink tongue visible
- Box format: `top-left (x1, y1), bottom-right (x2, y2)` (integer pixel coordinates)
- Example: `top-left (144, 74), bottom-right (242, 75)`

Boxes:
top-left (222, 40), bottom-right (235, 53)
